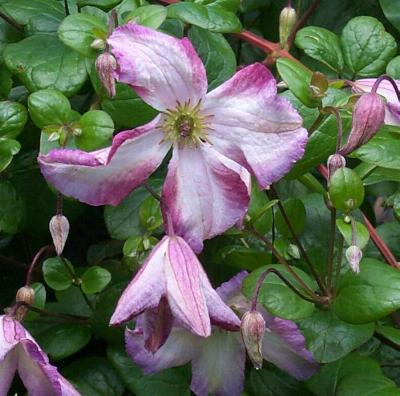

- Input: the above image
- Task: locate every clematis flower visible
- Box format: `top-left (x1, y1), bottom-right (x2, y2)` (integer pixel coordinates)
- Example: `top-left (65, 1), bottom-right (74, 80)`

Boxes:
top-left (38, 23), bottom-right (308, 253)
top-left (125, 272), bottom-right (319, 396)
top-left (110, 235), bottom-right (240, 341)
top-left (0, 314), bottom-right (79, 395)
top-left (352, 79), bottom-right (400, 126)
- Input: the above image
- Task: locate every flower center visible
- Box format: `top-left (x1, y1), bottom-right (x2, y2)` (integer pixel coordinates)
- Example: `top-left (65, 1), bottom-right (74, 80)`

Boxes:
top-left (162, 100), bottom-right (211, 147)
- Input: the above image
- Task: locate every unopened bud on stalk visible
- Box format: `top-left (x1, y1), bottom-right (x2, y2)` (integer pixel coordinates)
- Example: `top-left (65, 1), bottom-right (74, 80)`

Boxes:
top-left (327, 153), bottom-right (346, 179)
top-left (240, 310), bottom-right (266, 369)
top-left (346, 245), bottom-right (362, 274)
top-left (49, 214), bottom-right (70, 256)
top-left (279, 6), bottom-right (297, 49)
top-left (339, 93), bottom-right (385, 155)
top-left (15, 286), bottom-right (35, 321)
top-left (95, 52), bottom-right (117, 98)
top-left (90, 38), bottom-right (105, 50)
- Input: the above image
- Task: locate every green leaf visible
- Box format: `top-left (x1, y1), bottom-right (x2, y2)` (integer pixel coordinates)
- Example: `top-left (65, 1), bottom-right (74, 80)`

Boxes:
top-left (43, 257), bottom-right (75, 291)
top-left (188, 26), bottom-right (236, 90)
top-left (351, 132), bottom-right (400, 169)
top-left (58, 13), bottom-right (108, 57)
top-left (139, 195), bottom-right (163, 232)
top-left (333, 258), bottom-right (400, 323)
top-left (218, 245), bottom-right (272, 271)
top-left (336, 219), bottom-right (369, 249)
top-left (0, 101), bottom-right (28, 138)
top-left (299, 310), bottom-right (374, 363)
top-left (242, 264), bottom-right (315, 320)
top-left (81, 266), bottom-right (112, 294)
top-left (0, 138), bottom-right (20, 172)
top-left (76, 110), bottom-right (114, 151)
top-left (35, 324), bottom-right (91, 360)
top-left (107, 345), bottom-right (191, 396)
top-left (276, 58), bottom-right (320, 108)
top-left (194, 0), bottom-right (240, 12)
top-left (0, 20), bottom-right (23, 63)
top-left (366, 222), bottom-right (400, 260)
top-left (0, 181), bottom-right (25, 234)
top-left (363, 167), bottom-right (400, 185)
top-left (376, 325), bottom-right (400, 346)
top-left (386, 56), bottom-right (400, 79)
top-left (24, 282), bottom-right (46, 321)
top-left (126, 5), bottom-right (167, 29)
top-left (63, 357), bottom-right (124, 396)
top-left (167, 2), bottom-right (242, 33)
top-left (28, 88), bottom-right (71, 129)
top-left (4, 34), bottom-right (87, 97)
top-left (307, 353), bottom-right (400, 396)
top-left (275, 198), bottom-right (306, 238)
top-left (341, 16), bottom-right (397, 77)
top-left (78, 0), bottom-right (122, 7)
top-left (247, 180), bottom-right (274, 234)
top-left (379, 0), bottom-right (400, 33)
top-left (295, 26), bottom-right (344, 73)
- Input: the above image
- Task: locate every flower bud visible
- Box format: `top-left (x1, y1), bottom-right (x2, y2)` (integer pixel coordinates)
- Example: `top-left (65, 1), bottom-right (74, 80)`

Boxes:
top-left (49, 214), bottom-right (70, 256)
top-left (240, 310), bottom-right (266, 369)
top-left (90, 38), bottom-right (105, 50)
top-left (279, 6), bottom-right (297, 49)
top-left (15, 286), bottom-right (35, 321)
top-left (339, 93), bottom-right (385, 155)
top-left (95, 52), bottom-right (117, 98)
top-left (346, 245), bottom-right (362, 274)
top-left (327, 153), bottom-right (346, 179)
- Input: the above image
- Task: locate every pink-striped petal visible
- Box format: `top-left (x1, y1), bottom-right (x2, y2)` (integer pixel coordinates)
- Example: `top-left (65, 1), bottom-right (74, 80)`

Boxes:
top-left (203, 63), bottom-right (308, 188)
top-left (110, 237), bottom-right (169, 326)
top-left (108, 23), bottom-right (207, 111)
top-left (39, 117), bottom-right (171, 206)
top-left (162, 145), bottom-right (250, 253)
top-left (0, 350), bottom-right (17, 395)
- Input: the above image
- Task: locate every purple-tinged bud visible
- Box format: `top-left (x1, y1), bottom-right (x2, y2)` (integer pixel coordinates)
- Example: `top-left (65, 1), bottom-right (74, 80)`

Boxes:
top-left (327, 154), bottom-right (346, 179)
top-left (240, 310), bottom-right (266, 369)
top-left (339, 93), bottom-right (385, 155)
top-left (95, 52), bottom-right (117, 98)
top-left (15, 285), bottom-right (35, 321)
top-left (49, 214), bottom-right (70, 256)
top-left (279, 6), bottom-right (297, 49)
top-left (346, 245), bottom-right (362, 274)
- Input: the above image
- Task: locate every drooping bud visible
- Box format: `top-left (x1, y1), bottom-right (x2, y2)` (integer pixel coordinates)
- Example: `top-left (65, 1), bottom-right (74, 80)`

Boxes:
top-left (49, 214), bottom-right (70, 256)
top-left (15, 286), bottom-right (35, 321)
top-left (327, 153), bottom-right (346, 179)
top-left (339, 93), bottom-right (385, 155)
top-left (279, 6), bottom-right (297, 49)
top-left (90, 38), bottom-right (105, 50)
top-left (95, 52), bottom-right (117, 98)
top-left (346, 245), bottom-right (362, 274)
top-left (240, 310), bottom-right (266, 369)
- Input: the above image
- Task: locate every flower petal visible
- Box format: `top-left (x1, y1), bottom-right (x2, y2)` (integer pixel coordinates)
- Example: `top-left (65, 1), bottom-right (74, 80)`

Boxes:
top-left (38, 117), bottom-right (171, 206)
top-left (203, 63), bottom-right (308, 188)
top-left (0, 315), bottom-right (25, 360)
top-left (0, 350), bottom-right (17, 395)
top-left (215, 271), bottom-right (248, 302)
top-left (109, 237), bottom-right (169, 326)
top-left (165, 236), bottom-right (211, 337)
top-left (262, 315), bottom-right (319, 380)
top-left (191, 331), bottom-right (245, 396)
top-left (162, 145), bottom-right (250, 253)
top-left (125, 327), bottom-right (198, 374)
top-left (108, 23), bottom-right (207, 111)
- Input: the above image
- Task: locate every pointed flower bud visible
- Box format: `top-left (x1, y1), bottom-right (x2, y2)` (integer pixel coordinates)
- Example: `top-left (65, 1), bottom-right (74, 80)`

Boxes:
top-left (279, 6), bottom-right (297, 49)
top-left (49, 214), bottom-right (70, 256)
top-left (15, 286), bottom-right (35, 321)
top-left (90, 38), bottom-right (105, 50)
top-left (327, 153), bottom-right (346, 179)
top-left (346, 245), bottom-right (362, 274)
top-left (240, 310), bottom-right (266, 369)
top-left (340, 93), bottom-right (385, 155)
top-left (95, 52), bottom-right (117, 98)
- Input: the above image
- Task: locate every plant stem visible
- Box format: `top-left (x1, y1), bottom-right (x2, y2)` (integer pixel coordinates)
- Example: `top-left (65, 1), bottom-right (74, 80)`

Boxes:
top-left (26, 245), bottom-right (55, 286)
top-left (326, 208), bottom-right (336, 293)
top-left (334, 234), bottom-right (344, 288)
top-left (144, 182), bottom-right (161, 201)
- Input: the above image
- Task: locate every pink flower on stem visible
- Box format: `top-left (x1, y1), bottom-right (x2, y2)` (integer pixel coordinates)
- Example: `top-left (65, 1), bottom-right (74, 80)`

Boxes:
top-left (0, 314), bottom-right (79, 395)
top-left (125, 272), bottom-right (319, 396)
top-left (38, 23), bottom-right (308, 253)
top-left (110, 235), bottom-right (240, 342)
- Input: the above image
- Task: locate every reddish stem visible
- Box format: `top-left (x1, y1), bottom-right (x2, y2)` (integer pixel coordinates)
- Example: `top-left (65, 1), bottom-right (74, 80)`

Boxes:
top-left (318, 164), bottom-right (400, 269)
top-left (26, 245), bottom-right (55, 286)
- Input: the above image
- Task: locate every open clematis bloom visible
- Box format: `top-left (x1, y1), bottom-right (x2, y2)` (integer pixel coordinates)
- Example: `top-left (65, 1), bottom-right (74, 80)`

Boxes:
top-left (0, 314), bottom-right (79, 395)
top-left (352, 79), bottom-right (400, 126)
top-left (125, 272), bottom-right (319, 396)
top-left (38, 23), bottom-right (308, 253)
top-left (110, 235), bottom-right (240, 343)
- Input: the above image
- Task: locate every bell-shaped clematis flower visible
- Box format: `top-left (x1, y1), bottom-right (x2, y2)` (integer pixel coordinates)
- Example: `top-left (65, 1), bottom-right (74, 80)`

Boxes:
top-left (125, 272), bottom-right (319, 396)
top-left (110, 235), bottom-right (240, 341)
top-left (352, 79), bottom-right (400, 126)
top-left (0, 314), bottom-right (80, 395)
top-left (38, 23), bottom-right (308, 253)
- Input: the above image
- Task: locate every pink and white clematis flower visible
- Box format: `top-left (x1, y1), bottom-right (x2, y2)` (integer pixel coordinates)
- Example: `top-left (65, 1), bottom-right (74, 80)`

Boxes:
top-left (110, 235), bottom-right (240, 341)
top-left (125, 272), bottom-right (319, 396)
top-left (0, 314), bottom-right (79, 395)
top-left (38, 23), bottom-right (307, 252)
